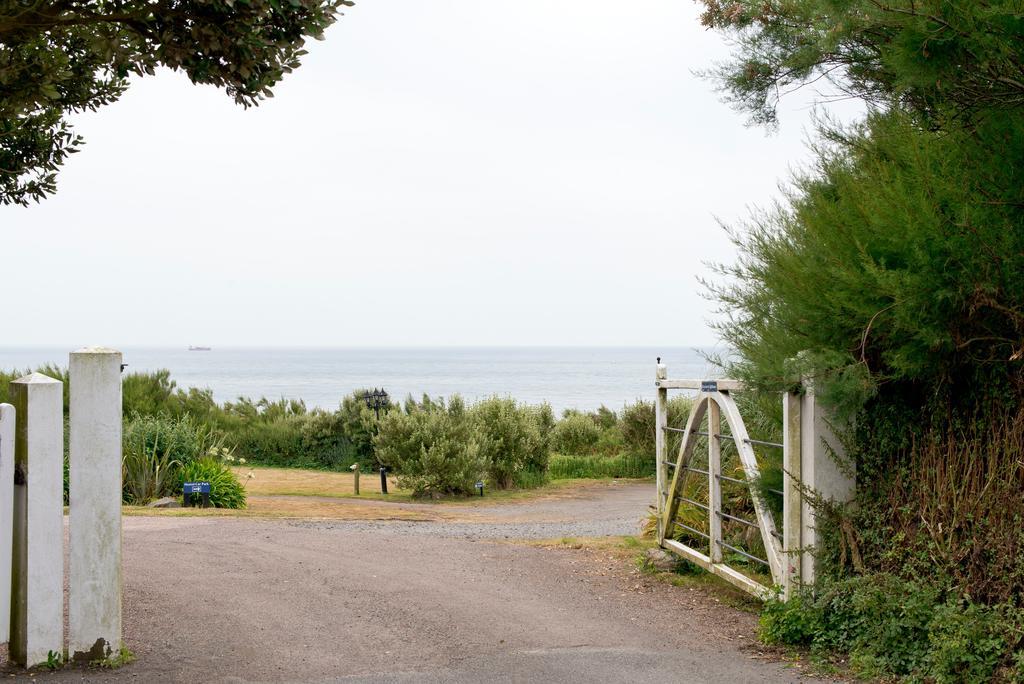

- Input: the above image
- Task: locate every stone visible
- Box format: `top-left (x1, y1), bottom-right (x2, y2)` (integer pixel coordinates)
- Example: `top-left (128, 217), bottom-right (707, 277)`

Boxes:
top-left (147, 497), bottom-right (181, 509)
top-left (645, 548), bottom-right (677, 572)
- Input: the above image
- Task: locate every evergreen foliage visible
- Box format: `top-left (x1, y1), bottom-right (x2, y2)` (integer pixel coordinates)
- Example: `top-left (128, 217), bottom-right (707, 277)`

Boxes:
top-left (0, 0), bottom-right (351, 205)
top-left (699, 0), bottom-right (1024, 127)
top-left (701, 0), bottom-right (1024, 676)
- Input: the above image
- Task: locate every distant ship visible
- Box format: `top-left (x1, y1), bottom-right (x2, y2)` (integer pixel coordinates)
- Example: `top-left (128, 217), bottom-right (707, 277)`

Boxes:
top-left (188, 346), bottom-right (212, 351)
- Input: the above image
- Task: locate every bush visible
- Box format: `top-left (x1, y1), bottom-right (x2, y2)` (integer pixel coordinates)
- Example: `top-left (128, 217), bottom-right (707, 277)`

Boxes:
top-left (550, 413), bottom-right (601, 455)
top-left (374, 396), bottom-right (485, 498)
top-left (180, 457), bottom-right (247, 509)
top-left (338, 390), bottom-right (388, 467)
top-left (620, 397), bottom-right (692, 457)
top-left (471, 397), bottom-right (548, 489)
top-left (230, 419), bottom-right (306, 467)
top-left (760, 576), bottom-right (1020, 682)
top-left (299, 410), bottom-right (357, 469)
top-left (121, 414), bottom-right (224, 504)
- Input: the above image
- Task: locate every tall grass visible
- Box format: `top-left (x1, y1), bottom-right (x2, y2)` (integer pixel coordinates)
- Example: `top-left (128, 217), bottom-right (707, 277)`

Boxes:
top-left (549, 453), bottom-right (654, 479)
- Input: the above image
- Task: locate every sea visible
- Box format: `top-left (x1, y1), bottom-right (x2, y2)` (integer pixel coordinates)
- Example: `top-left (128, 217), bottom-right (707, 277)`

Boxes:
top-left (0, 347), bottom-right (721, 414)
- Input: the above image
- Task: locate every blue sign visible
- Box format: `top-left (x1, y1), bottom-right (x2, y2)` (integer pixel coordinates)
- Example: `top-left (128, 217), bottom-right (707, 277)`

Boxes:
top-left (184, 481), bottom-right (211, 494)
top-left (701, 380), bottom-right (718, 393)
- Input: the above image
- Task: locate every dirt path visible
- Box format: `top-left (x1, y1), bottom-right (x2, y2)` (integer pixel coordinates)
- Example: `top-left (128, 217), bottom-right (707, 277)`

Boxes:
top-left (39, 482), bottom-right (818, 683)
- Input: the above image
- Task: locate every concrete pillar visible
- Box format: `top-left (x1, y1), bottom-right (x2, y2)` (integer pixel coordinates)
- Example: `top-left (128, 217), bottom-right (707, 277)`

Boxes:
top-left (0, 403), bottom-right (15, 644)
top-left (69, 348), bottom-right (123, 662)
top-left (10, 373), bottom-right (64, 667)
top-left (799, 380), bottom-right (855, 585)
top-left (781, 391), bottom-right (802, 599)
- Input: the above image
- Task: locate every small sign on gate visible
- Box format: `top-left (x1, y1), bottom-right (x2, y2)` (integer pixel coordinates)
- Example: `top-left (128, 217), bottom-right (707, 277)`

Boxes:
top-left (701, 380), bottom-right (718, 393)
top-left (183, 481), bottom-right (211, 508)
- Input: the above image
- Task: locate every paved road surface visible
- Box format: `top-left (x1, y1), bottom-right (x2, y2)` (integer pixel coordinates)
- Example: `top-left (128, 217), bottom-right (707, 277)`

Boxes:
top-left (41, 483), bottom-right (816, 683)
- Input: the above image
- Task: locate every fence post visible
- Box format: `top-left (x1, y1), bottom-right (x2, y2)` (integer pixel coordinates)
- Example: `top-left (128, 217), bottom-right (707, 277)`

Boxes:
top-left (69, 348), bottom-right (123, 662)
top-left (10, 373), bottom-right (64, 667)
top-left (782, 390), bottom-right (802, 599)
top-left (655, 361), bottom-right (668, 539)
top-left (707, 398), bottom-right (723, 563)
top-left (799, 378), bottom-right (856, 586)
top-left (0, 403), bottom-right (15, 644)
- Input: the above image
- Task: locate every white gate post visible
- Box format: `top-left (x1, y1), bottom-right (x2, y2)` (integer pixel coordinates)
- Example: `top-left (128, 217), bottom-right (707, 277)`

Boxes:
top-left (69, 348), bottom-right (123, 662)
top-left (799, 379), bottom-right (855, 586)
top-left (0, 403), bottom-right (15, 644)
top-left (707, 398), bottom-right (723, 563)
top-left (654, 360), bottom-right (668, 537)
top-left (10, 373), bottom-right (64, 667)
top-left (782, 390), bottom-right (802, 599)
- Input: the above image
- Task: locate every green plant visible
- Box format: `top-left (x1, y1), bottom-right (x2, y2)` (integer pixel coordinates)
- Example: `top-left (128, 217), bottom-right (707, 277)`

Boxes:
top-left (471, 397), bottom-right (548, 489)
top-left (548, 453), bottom-right (653, 479)
top-left (374, 396), bottom-right (486, 498)
top-left (90, 648), bottom-right (136, 669)
top-left (338, 390), bottom-right (386, 467)
top-left (180, 457), bottom-right (246, 509)
top-left (46, 649), bottom-right (64, 670)
top-left (550, 413), bottom-right (601, 455)
top-left (512, 468), bottom-right (549, 490)
top-left (121, 414), bottom-right (226, 504)
top-left (122, 434), bottom-right (181, 505)
top-left (761, 576), bottom-right (1022, 681)
top-left (2, 0), bottom-right (348, 207)
top-left (619, 397), bottom-right (691, 458)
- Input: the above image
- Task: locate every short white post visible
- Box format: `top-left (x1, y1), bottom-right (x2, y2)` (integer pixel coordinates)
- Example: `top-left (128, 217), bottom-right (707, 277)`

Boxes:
top-left (799, 379), bottom-right (855, 585)
top-left (654, 360), bottom-right (668, 539)
top-left (781, 390), bottom-right (802, 599)
top-left (0, 403), bottom-right (16, 644)
top-left (707, 398), bottom-right (723, 563)
top-left (10, 373), bottom-right (64, 667)
top-left (69, 348), bottom-right (123, 662)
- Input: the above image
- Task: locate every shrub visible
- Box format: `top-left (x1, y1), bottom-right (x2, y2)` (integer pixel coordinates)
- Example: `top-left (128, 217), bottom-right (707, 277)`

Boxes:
top-left (374, 396), bottom-right (485, 498)
top-left (620, 397), bottom-right (692, 457)
top-left (299, 410), bottom-right (357, 469)
top-left (760, 576), bottom-right (1021, 682)
top-left (122, 435), bottom-right (181, 505)
top-left (471, 397), bottom-right (548, 489)
top-left (123, 413), bottom-right (220, 466)
top-left (180, 457), bottom-right (246, 509)
top-left (592, 405), bottom-right (618, 430)
top-left (337, 390), bottom-right (385, 467)
top-left (550, 413), bottom-right (601, 455)
top-left (121, 370), bottom-right (178, 417)
top-left (121, 414), bottom-right (224, 504)
top-left (229, 418), bottom-right (307, 467)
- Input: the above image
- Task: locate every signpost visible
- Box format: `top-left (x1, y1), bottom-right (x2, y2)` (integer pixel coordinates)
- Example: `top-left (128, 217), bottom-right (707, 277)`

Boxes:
top-left (475, 481), bottom-right (484, 497)
top-left (183, 481), bottom-right (211, 508)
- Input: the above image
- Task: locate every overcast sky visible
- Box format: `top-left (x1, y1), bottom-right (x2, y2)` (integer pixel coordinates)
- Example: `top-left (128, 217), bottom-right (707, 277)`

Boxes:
top-left (2, 0), bottom-right (856, 348)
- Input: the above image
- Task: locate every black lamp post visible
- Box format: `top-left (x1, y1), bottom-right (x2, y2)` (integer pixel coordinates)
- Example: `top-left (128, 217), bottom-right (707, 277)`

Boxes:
top-left (363, 388), bottom-right (390, 493)
top-left (362, 388), bottom-right (389, 420)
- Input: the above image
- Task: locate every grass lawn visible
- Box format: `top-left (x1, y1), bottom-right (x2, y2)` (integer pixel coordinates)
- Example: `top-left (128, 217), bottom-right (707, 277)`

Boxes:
top-left (242, 465), bottom-right (406, 500)
top-left (242, 465), bottom-right (650, 505)
top-left (124, 465), bottom-right (653, 519)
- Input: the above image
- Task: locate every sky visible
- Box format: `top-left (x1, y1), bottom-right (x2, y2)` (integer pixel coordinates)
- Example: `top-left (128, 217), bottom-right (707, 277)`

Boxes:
top-left (1, 0), bottom-right (857, 348)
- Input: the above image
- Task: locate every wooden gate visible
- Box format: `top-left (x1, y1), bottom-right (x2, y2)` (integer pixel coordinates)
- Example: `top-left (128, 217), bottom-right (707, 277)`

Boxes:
top-left (654, 367), bottom-right (805, 599)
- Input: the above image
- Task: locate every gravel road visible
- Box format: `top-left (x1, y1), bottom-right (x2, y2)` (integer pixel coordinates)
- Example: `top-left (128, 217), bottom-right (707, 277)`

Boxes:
top-left (36, 482), bottom-right (819, 683)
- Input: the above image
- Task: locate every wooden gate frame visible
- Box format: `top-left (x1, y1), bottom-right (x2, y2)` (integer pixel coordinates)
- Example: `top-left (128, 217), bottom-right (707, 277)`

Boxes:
top-left (654, 370), bottom-right (803, 599)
